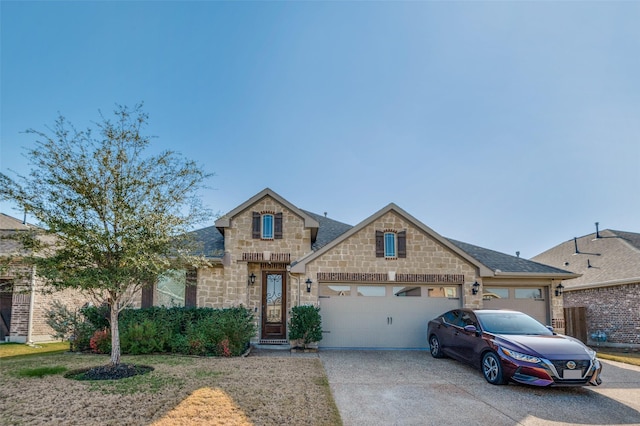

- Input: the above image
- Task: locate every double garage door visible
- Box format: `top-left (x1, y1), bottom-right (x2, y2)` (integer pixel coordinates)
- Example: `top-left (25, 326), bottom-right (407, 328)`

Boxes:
top-left (319, 283), bottom-right (461, 349)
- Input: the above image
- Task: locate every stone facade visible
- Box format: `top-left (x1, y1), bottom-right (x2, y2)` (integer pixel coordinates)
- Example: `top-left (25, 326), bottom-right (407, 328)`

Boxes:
top-left (304, 211), bottom-right (481, 307)
top-left (564, 282), bottom-right (640, 347)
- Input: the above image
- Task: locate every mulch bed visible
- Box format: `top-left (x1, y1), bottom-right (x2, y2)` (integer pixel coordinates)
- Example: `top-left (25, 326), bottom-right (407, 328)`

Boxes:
top-left (66, 363), bottom-right (154, 380)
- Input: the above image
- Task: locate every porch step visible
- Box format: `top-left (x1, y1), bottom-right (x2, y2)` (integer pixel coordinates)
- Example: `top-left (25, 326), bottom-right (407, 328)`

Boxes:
top-left (254, 339), bottom-right (291, 350)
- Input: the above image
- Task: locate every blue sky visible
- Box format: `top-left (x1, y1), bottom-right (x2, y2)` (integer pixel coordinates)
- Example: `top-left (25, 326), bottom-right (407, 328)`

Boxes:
top-left (1, 1), bottom-right (639, 258)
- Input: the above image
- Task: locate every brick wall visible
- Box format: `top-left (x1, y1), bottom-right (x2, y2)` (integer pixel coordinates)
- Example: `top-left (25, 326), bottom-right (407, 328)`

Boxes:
top-left (5, 263), bottom-right (91, 343)
top-left (564, 282), bottom-right (640, 346)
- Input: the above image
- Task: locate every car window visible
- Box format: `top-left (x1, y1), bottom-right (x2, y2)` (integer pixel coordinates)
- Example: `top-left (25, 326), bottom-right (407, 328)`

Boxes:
top-left (476, 311), bottom-right (553, 335)
top-left (442, 311), bottom-right (460, 326)
top-left (459, 312), bottom-right (477, 327)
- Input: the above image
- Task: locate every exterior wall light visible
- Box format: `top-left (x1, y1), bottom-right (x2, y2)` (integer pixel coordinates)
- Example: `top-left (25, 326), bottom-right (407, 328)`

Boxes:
top-left (248, 273), bottom-right (256, 286)
top-left (306, 278), bottom-right (312, 293)
top-left (555, 283), bottom-right (564, 297)
top-left (472, 281), bottom-right (480, 295)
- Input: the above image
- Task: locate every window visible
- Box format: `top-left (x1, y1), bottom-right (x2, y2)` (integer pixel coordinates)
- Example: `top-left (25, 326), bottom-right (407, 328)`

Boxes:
top-left (320, 285), bottom-right (351, 297)
top-left (375, 230), bottom-right (406, 258)
top-left (357, 286), bottom-right (386, 296)
top-left (384, 233), bottom-right (396, 257)
top-left (427, 286), bottom-right (458, 298)
top-left (141, 268), bottom-right (197, 308)
top-left (393, 286), bottom-right (421, 297)
top-left (157, 270), bottom-right (186, 307)
top-left (515, 288), bottom-right (543, 299)
top-left (252, 212), bottom-right (283, 239)
top-left (484, 288), bottom-right (509, 299)
top-left (262, 214), bottom-right (274, 239)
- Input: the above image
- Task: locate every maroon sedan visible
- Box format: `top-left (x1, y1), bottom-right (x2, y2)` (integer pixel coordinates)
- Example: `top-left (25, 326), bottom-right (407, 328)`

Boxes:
top-left (427, 309), bottom-right (602, 386)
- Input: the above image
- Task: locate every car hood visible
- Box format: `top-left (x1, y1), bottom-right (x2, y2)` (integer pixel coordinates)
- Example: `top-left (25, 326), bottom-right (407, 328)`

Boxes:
top-left (494, 334), bottom-right (593, 359)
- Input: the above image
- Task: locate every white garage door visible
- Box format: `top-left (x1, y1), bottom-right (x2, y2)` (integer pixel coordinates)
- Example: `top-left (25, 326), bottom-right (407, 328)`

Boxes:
top-left (482, 286), bottom-right (549, 325)
top-left (318, 283), bottom-right (461, 349)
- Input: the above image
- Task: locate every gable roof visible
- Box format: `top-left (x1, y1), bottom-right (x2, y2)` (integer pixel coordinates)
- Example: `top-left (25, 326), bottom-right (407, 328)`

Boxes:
top-left (532, 229), bottom-right (640, 288)
top-left (447, 239), bottom-right (578, 278)
top-left (214, 188), bottom-right (320, 241)
top-left (291, 203), bottom-right (495, 276)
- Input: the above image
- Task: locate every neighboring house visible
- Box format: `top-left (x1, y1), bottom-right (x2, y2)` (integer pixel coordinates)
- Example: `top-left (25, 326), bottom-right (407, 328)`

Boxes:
top-left (140, 188), bottom-right (577, 349)
top-left (0, 213), bottom-right (89, 343)
top-left (532, 227), bottom-right (640, 348)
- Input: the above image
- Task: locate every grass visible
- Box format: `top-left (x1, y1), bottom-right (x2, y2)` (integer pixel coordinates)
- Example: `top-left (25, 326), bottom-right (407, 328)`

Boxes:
top-left (596, 348), bottom-right (640, 367)
top-left (0, 341), bottom-right (70, 358)
top-left (16, 365), bottom-right (68, 378)
top-left (0, 351), bottom-right (343, 425)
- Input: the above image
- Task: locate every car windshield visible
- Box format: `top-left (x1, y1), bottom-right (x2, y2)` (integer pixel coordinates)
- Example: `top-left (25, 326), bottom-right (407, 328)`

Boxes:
top-left (475, 311), bottom-right (553, 335)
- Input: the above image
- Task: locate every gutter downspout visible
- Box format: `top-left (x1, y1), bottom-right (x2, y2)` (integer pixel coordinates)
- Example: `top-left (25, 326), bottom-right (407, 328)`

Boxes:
top-left (27, 265), bottom-right (36, 345)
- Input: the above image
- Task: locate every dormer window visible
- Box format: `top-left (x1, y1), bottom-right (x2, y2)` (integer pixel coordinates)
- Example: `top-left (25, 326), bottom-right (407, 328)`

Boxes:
top-left (252, 211), bottom-right (283, 239)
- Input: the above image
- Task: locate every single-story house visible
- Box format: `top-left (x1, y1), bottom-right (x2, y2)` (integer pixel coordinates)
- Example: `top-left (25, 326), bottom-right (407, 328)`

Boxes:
top-left (139, 188), bottom-right (578, 349)
top-left (532, 226), bottom-right (640, 348)
top-left (0, 213), bottom-right (89, 343)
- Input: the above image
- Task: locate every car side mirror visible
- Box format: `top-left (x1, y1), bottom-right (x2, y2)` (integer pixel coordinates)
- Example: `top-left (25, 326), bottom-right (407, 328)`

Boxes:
top-left (546, 325), bottom-right (556, 335)
top-left (464, 325), bottom-right (478, 334)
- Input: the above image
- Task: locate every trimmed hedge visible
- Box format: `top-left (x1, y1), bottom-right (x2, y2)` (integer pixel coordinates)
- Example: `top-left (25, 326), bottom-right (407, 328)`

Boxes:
top-left (76, 306), bottom-right (256, 357)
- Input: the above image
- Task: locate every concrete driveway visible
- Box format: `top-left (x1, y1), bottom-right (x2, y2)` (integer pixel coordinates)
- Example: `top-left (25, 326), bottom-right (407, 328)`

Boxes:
top-left (319, 350), bottom-right (640, 426)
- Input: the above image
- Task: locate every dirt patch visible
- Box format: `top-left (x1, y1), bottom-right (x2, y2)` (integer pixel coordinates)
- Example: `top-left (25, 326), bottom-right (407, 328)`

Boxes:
top-left (0, 352), bottom-right (341, 425)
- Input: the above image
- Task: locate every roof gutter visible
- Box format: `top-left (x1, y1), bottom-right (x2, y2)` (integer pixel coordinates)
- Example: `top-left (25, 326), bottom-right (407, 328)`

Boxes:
top-left (491, 271), bottom-right (581, 279)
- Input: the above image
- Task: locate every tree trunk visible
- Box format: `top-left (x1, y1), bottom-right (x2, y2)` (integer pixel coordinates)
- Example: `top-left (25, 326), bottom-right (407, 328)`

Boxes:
top-left (109, 305), bottom-right (121, 366)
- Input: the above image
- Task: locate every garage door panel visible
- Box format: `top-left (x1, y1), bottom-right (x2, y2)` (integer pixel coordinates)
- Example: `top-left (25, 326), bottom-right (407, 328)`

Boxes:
top-left (319, 284), bottom-right (460, 349)
top-left (483, 286), bottom-right (549, 325)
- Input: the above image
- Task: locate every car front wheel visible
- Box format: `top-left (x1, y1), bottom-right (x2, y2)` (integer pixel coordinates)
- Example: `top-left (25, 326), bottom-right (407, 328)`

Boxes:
top-left (429, 334), bottom-right (444, 358)
top-left (482, 352), bottom-right (507, 385)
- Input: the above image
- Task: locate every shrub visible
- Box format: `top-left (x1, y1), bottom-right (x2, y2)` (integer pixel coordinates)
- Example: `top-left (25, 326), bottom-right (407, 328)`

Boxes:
top-left (288, 305), bottom-right (323, 347)
top-left (89, 328), bottom-right (111, 354)
top-left (121, 320), bottom-right (163, 355)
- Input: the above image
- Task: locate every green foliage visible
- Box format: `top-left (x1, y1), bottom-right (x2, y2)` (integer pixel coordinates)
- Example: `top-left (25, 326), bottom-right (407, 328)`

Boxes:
top-left (88, 306), bottom-right (256, 357)
top-left (17, 366), bottom-right (67, 378)
top-left (288, 305), bottom-right (323, 346)
top-left (0, 104), bottom-right (213, 365)
top-left (120, 320), bottom-right (164, 355)
top-left (44, 302), bottom-right (110, 352)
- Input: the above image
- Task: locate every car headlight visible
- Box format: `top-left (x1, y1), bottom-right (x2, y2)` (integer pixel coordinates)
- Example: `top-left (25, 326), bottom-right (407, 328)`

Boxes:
top-left (584, 346), bottom-right (597, 359)
top-left (501, 348), bottom-right (541, 364)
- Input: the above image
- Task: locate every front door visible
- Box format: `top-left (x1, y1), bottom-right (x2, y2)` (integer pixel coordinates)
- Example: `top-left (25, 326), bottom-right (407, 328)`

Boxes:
top-left (262, 272), bottom-right (287, 340)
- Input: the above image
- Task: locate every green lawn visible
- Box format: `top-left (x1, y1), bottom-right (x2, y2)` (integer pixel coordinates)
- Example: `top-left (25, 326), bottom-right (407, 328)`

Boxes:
top-left (0, 341), bottom-right (70, 359)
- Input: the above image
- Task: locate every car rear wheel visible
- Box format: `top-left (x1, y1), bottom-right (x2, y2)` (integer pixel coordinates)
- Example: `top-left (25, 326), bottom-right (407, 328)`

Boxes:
top-left (429, 334), bottom-right (444, 358)
top-left (482, 352), bottom-right (507, 385)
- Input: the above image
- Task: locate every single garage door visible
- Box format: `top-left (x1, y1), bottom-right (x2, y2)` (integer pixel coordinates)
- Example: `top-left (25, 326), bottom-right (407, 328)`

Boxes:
top-left (482, 286), bottom-right (549, 325)
top-left (319, 283), bottom-right (461, 349)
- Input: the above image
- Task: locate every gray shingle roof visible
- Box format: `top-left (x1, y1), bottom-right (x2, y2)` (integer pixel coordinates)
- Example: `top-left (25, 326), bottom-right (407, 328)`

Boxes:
top-left (532, 229), bottom-right (640, 286)
top-left (447, 238), bottom-right (573, 275)
top-left (189, 211), bottom-right (352, 258)
top-left (301, 210), bottom-right (353, 251)
top-left (189, 225), bottom-right (225, 258)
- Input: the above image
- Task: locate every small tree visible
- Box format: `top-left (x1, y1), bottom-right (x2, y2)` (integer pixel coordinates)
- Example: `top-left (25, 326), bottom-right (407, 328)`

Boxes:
top-left (0, 104), bottom-right (212, 366)
top-left (288, 305), bottom-right (323, 348)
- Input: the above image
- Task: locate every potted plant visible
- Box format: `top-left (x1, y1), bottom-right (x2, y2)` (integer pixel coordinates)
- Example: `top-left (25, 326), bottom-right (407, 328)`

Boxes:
top-left (288, 305), bottom-right (323, 351)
